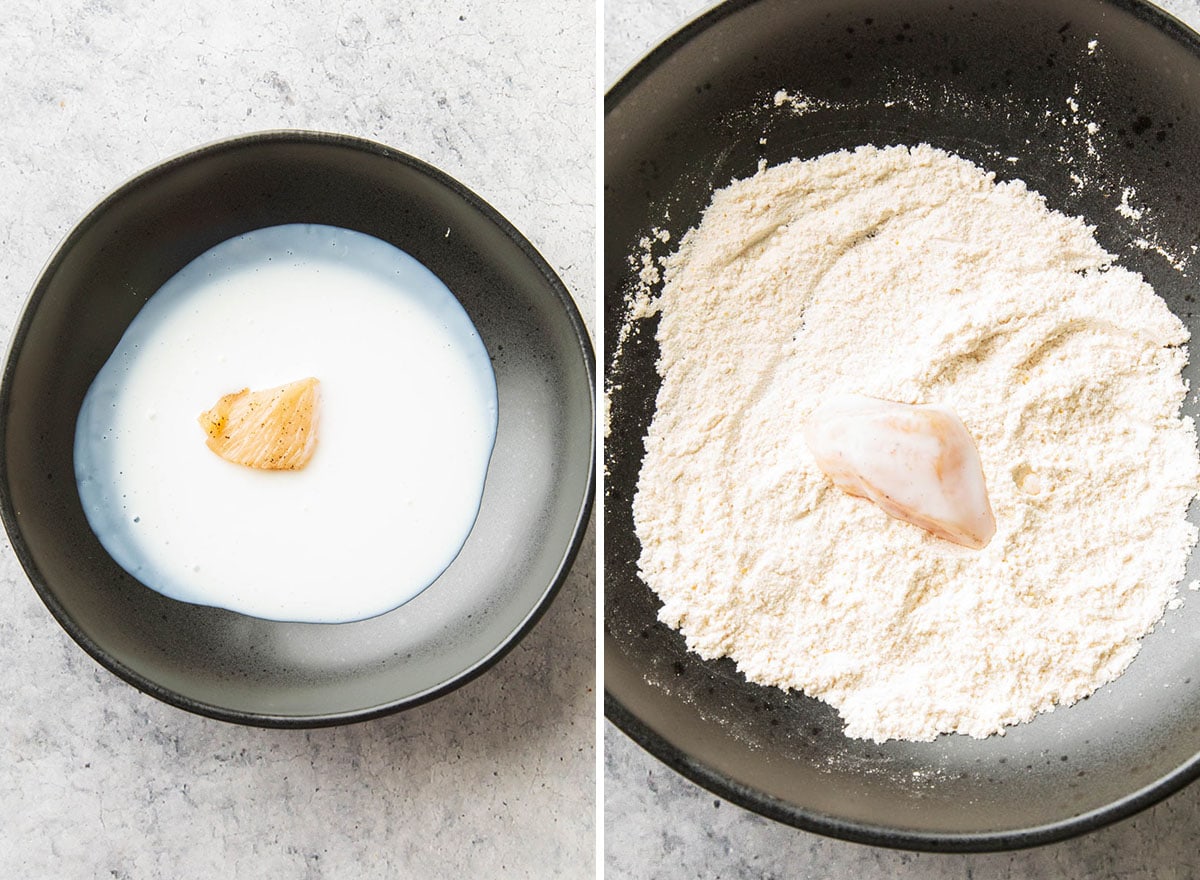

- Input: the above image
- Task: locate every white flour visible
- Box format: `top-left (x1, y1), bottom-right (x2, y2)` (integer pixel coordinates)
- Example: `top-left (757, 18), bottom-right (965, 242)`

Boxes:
top-left (632, 144), bottom-right (1200, 742)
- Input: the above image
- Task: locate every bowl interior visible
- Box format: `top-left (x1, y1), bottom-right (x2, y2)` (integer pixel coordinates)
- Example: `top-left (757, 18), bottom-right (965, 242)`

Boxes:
top-left (3, 132), bottom-right (594, 724)
top-left (605, 0), bottom-right (1200, 850)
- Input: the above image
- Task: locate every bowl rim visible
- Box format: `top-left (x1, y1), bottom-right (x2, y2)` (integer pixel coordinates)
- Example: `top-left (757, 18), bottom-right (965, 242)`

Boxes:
top-left (1, 128), bottom-right (595, 728)
top-left (603, 0), bottom-right (1200, 852)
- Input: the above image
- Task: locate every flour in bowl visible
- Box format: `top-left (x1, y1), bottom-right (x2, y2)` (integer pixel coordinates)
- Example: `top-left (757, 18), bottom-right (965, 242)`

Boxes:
top-left (632, 144), bottom-right (1200, 742)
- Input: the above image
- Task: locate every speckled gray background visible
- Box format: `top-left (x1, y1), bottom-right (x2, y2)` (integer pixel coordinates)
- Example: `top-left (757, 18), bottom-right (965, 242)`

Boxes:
top-left (604, 1), bottom-right (1200, 878)
top-left (0, 1), bottom-right (594, 877)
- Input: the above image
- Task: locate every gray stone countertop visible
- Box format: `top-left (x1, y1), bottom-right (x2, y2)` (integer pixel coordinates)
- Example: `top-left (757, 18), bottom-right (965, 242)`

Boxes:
top-left (604, 0), bottom-right (1200, 878)
top-left (0, 2), bottom-right (594, 877)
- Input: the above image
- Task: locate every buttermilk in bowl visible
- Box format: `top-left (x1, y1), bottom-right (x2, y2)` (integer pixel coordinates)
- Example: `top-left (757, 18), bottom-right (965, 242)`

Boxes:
top-left (74, 224), bottom-right (498, 623)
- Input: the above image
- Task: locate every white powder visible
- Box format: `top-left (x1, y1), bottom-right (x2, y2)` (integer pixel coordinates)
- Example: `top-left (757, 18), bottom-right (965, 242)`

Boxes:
top-left (1118, 186), bottom-right (1144, 221)
top-left (633, 144), bottom-right (1200, 743)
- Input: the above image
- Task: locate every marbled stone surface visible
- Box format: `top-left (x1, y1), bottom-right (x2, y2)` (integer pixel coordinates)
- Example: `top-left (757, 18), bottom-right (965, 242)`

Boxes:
top-left (0, 1), bottom-right (594, 877)
top-left (604, 0), bottom-right (1200, 877)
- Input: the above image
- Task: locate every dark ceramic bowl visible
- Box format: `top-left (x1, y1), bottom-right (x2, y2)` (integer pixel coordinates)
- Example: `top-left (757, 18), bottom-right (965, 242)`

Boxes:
top-left (2, 131), bottom-right (594, 726)
top-left (606, 0), bottom-right (1200, 852)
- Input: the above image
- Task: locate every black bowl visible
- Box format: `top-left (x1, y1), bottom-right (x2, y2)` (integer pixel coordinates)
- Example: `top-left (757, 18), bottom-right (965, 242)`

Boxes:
top-left (605, 0), bottom-right (1200, 852)
top-left (2, 130), bottom-right (594, 726)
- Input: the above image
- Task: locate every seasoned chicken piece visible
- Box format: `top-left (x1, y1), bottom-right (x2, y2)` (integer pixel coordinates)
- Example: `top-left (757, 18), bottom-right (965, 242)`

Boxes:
top-left (199, 377), bottom-right (320, 470)
top-left (804, 394), bottom-right (996, 549)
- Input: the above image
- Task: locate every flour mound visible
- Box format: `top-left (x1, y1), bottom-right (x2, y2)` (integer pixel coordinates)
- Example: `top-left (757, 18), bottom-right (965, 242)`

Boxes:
top-left (632, 144), bottom-right (1200, 743)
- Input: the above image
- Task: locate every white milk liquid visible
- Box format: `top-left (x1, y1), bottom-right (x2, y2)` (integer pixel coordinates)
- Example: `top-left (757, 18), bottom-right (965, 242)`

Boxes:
top-left (74, 224), bottom-right (498, 623)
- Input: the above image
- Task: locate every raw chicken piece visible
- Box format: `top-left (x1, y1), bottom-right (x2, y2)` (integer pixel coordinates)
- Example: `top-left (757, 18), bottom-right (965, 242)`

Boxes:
top-left (803, 394), bottom-right (996, 549)
top-left (198, 377), bottom-right (320, 470)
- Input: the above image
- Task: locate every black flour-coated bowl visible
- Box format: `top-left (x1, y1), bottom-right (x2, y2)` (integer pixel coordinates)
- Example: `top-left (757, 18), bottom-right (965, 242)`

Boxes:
top-left (2, 131), bottom-right (594, 726)
top-left (606, 0), bottom-right (1200, 852)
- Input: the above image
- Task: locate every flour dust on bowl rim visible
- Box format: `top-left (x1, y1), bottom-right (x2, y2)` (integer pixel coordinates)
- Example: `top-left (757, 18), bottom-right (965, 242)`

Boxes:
top-left (1, 130), bottom-right (595, 727)
top-left (604, 0), bottom-right (1200, 850)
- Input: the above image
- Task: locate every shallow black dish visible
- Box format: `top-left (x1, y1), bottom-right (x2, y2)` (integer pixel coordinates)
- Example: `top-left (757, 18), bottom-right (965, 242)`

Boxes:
top-left (2, 130), bottom-right (594, 726)
top-left (606, 0), bottom-right (1200, 852)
